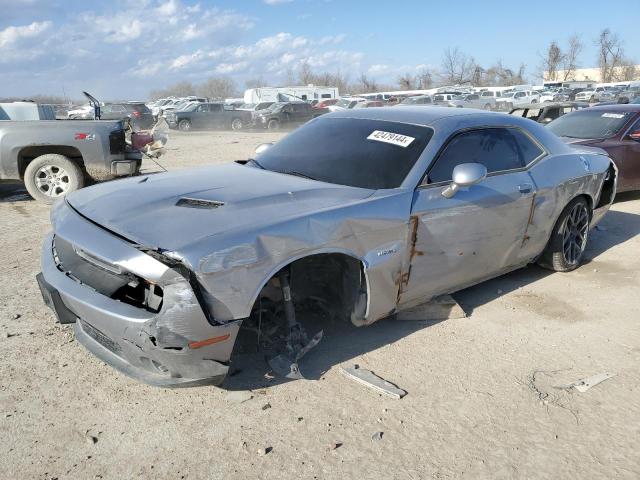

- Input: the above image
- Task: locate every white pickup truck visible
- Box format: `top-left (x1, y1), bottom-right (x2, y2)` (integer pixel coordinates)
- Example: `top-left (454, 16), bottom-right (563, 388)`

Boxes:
top-left (495, 90), bottom-right (540, 110)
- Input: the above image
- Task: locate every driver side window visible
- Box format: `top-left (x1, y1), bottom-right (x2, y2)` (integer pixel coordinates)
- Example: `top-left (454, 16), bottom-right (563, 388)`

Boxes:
top-left (427, 128), bottom-right (535, 184)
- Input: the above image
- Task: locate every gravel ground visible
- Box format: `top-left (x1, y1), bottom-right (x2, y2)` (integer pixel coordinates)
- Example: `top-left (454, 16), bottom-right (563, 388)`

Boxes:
top-left (1, 130), bottom-right (639, 480)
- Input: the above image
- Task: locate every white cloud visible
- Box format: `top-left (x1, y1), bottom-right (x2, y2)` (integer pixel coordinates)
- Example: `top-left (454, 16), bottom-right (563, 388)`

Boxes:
top-left (0, 21), bottom-right (51, 48)
top-left (368, 64), bottom-right (391, 74)
top-left (170, 50), bottom-right (203, 70)
top-left (215, 61), bottom-right (248, 74)
top-left (156, 0), bottom-right (178, 16)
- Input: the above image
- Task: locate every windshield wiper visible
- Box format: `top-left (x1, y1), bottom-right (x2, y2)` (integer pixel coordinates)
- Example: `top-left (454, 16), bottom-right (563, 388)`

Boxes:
top-left (247, 158), bottom-right (265, 169)
top-left (281, 170), bottom-right (317, 181)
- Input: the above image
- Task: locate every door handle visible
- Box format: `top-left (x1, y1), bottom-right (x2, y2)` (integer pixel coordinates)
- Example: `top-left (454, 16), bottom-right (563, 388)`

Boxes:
top-left (518, 183), bottom-right (533, 194)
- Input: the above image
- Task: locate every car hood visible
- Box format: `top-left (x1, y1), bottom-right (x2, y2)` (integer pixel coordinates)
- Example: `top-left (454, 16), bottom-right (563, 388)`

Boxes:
top-left (65, 162), bottom-right (374, 252)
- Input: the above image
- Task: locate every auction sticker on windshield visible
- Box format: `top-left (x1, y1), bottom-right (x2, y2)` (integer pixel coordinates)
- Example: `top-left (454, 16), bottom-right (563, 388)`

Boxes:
top-left (367, 130), bottom-right (415, 147)
top-left (601, 113), bottom-right (626, 119)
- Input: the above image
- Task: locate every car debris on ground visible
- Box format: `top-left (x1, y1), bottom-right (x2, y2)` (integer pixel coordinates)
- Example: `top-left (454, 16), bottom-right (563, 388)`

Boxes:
top-left (554, 373), bottom-right (617, 393)
top-left (226, 390), bottom-right (254, 404)
top-left (340, 365), bottom-right (407, 399)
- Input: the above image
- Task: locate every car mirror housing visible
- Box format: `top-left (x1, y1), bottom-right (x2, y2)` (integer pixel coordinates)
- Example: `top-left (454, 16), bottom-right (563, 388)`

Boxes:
top-left (442, 163), bottom-right (488, 198)
top-left (628, 130), bottom-right (640, 142)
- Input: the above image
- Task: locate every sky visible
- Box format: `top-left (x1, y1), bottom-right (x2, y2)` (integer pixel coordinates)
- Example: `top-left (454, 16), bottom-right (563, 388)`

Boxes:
top-left (1, 0), bottom-right (638, 100)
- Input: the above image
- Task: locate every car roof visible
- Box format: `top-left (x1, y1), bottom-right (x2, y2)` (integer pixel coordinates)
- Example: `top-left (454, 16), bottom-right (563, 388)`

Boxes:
top-left (583, 104), bottom-right (640, 112)
top-left (327, 105), bottom-right (523, 126)
top-left (513, 102), bottom-right (589, 109)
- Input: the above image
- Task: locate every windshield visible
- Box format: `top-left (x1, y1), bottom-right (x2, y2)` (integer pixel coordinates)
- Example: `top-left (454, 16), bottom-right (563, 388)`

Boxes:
top-left (264, 102), bottom-right (284, 112)
top-left (501, 92), bottom-right (515, 98)
top-left (547, 110), bottom-right (633, 139)
top-left (182, 103), bottom-right (199, 112)
top-left (254, 118), bottom-right (434, 189)
top-left (452, 95), bottom-right (465, 100)
top-left (401, 97), bottom-right (419, 104)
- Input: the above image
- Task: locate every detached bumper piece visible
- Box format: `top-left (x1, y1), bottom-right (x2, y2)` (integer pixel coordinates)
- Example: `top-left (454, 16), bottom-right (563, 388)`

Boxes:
top-left (38, 202), bottom-right (241, 387)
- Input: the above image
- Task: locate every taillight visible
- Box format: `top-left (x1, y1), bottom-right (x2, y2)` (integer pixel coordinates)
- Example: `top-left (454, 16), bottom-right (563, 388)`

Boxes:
top-left (132, 111), bottom-right (141, 117)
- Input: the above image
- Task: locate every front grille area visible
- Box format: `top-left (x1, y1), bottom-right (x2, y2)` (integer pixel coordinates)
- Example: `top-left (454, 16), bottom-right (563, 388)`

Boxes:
top-left (53, 236), bottom-right (131, 296)
top-left (53, 236), bottom-right (163, 312)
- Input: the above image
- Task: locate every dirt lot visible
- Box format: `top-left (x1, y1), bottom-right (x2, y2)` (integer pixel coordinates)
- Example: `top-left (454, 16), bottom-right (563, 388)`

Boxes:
top-left (1, 130), bottom-right (639, 479)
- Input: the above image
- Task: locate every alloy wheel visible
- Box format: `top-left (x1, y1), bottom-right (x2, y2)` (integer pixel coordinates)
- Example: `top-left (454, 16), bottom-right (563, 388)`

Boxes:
top-left (562, 202), bottom-right (589, 265)
top-left (34, 164), bottom-right (70, 197)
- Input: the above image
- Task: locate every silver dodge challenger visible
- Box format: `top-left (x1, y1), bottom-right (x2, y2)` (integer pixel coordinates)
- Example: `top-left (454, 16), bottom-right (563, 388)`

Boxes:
top-left (37, 107), bottom-right (617, 387)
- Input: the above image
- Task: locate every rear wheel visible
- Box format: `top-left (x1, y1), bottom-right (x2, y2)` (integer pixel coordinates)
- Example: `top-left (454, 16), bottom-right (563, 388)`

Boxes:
top-left (24, 154), bottom-right (84, 204)
top-left (483, 103), bottom-right (492, 110)
top-left (267, 119), bottom-right (280, 130)
top-left (231, 118), bottom-right (243, 131)
top-left (178, 119), bottom-right (191, 131)
top-left (538, 197), bottom-right (590, 272)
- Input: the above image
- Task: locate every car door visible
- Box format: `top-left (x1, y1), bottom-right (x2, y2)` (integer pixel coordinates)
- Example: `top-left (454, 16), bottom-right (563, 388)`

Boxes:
top-left (399, 127), bottom-right (541, 305)
top-left (207, 103), bottom-right (223, 128)
top-left (190, 104), bottom-right (208, 129)
top-left (606, 116), bottom-right (640, 190)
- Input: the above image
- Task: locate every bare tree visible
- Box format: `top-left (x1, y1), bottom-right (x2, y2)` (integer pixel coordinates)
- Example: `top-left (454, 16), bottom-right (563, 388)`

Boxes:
top-left (440, 47), bottom-right (476, 84)
top-left (297, 60), bottom-right (314, 85)
top-left (197, 77), bottom-right (237, 100)
top-left (416, 69), bottom-right (434, 89)
top-left (471, 65), bottom-right (484, 87)
top-left (619, 62), bottom-right (638, 81)
top-left (355, 73), bottom-right (378, 93)
top-left (245, 76), bottom-right (268, 89)
top-left (397, 73), bottom-right (415, 90)
top-left (561, 35), bottom-right (583, 81)
top-left (597, 28), bottom-right (625, 83)
top-left (541, 41), bottom-right (563, 81)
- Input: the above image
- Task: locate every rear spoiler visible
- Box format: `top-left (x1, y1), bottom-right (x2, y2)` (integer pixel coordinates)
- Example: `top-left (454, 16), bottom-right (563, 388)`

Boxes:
top-left (567, 144), bottom-right (609, 157)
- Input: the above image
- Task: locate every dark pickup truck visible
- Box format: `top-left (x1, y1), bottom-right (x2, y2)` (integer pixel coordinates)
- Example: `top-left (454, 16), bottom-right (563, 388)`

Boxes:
top-left (166, 102), bottom-right (252, 131)
top-left (254, 101), bottom-right (328, 129)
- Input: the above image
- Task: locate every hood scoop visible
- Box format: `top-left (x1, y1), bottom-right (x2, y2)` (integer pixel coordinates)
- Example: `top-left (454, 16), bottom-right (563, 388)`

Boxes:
top-left (175, 197), bottom-right (225, 209)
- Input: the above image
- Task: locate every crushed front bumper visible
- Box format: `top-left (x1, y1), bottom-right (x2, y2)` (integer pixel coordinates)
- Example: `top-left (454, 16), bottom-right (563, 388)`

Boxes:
top-left (38, 202), bottom-right (241, 387)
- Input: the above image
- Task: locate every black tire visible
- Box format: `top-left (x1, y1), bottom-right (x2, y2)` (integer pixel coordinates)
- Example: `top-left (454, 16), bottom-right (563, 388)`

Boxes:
top-left (483, 103), bottom-right (492, 110)
top-left (24, 154), bottom-right (84, 204)
top-left (178, 119), bottom-right (191, 131)
top-left (267, 119), bottom-right (280, 130)
top-left (231, 118), bottom-right (243, 131)
top-left (531, 99), bottom-right (538, 104)
top-left (538, 197), bottom-right (590, 272)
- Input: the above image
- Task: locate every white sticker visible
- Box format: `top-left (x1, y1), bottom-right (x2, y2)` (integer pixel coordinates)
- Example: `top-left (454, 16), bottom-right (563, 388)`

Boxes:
top-left (602, 113), bottom-right (625, 119)
top-left (367, 130), bottom-right (415, 147)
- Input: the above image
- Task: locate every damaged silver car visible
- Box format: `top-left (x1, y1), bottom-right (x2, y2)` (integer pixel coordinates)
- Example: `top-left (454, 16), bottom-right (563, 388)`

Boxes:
top-left (37, 107), bottom-right (617, 387)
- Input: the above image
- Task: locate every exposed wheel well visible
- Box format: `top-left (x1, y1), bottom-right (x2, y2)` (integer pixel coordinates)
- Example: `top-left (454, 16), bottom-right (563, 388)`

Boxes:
top-left (18, 146), bottom-right (84, 179)
top-left (595, 164), bottom-right (617, 209)
top-left (253, 253), bottom-right (367, 324)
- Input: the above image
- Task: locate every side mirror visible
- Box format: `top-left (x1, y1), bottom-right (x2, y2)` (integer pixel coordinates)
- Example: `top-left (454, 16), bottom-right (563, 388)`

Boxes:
top-left (629, 130), bottom-right (640, 142)
top-left (441, 163), bottom-right (487, 198)
top-left (254, 143), bottom-right (273, 155)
